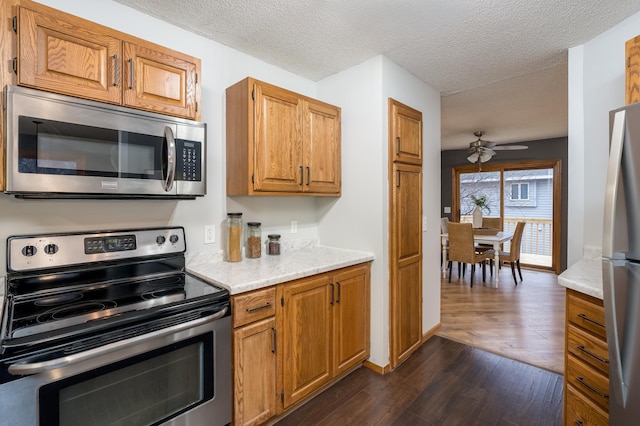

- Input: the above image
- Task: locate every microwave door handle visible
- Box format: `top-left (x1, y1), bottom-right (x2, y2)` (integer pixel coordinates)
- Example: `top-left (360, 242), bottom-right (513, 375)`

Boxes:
top-left (163, 126), bottom-right (176, 192)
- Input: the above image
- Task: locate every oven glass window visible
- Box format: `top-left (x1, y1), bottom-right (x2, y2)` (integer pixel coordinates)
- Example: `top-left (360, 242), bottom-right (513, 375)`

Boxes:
top-left (39, 333), bottom-right (213, 426)
top-left (17, 116), bottom-right (163, 180)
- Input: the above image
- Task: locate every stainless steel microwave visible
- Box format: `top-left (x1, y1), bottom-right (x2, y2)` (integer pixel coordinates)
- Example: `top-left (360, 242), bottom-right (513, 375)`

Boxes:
top-left (3, 85), bottom-right (206, 199)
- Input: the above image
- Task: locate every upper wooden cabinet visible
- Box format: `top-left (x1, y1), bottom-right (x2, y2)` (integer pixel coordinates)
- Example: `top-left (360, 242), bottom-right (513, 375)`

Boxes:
top-left (13, 1), bottom-right (200, 120)
top-left (389, 98), bottom-right (422, 165)
top-left (627, 35), bottom-right (640, 105)
top-left (226, 77), bottom-right (341, 196)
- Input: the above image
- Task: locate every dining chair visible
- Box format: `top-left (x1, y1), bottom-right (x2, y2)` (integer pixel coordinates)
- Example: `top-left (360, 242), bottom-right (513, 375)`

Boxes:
top-left (475, 217), bottom-right (502, 254)
top-left (487, 221), bottom-right (526, 284)
top-left (446, 222), bottom-right (493, 287)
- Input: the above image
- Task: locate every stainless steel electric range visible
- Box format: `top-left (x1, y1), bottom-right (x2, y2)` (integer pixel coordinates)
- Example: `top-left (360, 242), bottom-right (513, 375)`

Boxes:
top-left (0, 227), bottom-right (231, 426)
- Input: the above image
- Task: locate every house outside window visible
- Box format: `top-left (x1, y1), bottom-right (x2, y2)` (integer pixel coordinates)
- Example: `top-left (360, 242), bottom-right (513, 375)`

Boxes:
top-left (510, 182), bottom-right (529, 201)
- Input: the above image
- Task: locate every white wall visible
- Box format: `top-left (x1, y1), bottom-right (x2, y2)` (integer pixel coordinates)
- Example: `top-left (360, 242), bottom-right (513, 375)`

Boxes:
top-left (1, 0), bottom-right (442, 369)
top-left (316, 56), bottom-right (441, 366)
top-left (568, 10), bottom-right (640, 264)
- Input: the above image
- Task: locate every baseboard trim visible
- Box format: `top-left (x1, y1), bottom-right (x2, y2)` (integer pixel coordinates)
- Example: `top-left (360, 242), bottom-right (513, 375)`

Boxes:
top-left (422, 323), bottom-right (442, 343)
top-left (363, 360), bottom-right (389, 374)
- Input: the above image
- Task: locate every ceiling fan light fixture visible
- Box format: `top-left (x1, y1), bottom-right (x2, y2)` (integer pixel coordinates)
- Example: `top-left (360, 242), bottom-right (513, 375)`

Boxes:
top-left (479, 150), bottom-right (493, 163)
top-left (467, 152), bottom-right (480, 163)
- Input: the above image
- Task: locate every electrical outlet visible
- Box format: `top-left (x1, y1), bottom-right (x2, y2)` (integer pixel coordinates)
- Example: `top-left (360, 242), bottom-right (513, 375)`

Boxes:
top-left (422, 216), bottom-right (427, 232)
top-left (204, 225), bottom-right (215, 244)
top-left (291, 220), bottom-right (298, 234)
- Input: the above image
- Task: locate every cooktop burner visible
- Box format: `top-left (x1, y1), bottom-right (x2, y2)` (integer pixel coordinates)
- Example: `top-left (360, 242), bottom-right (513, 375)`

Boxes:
top-left (1, 227), bottom-right (229, 356)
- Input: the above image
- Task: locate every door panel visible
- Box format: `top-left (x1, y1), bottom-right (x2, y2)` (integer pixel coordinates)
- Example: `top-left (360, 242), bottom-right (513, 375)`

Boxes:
top-left (253, 83), bottom-right (302, 192)
top-left (303, 100), bottom-right (341, 193)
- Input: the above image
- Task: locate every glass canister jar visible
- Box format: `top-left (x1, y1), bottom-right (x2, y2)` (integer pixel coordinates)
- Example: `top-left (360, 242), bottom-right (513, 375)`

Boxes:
top-left (226, 213), bottom-right (243, 262)
top-left (246, 222), bottom-right (262, 258)
top-left (267, 234), bottom-right (281, 255)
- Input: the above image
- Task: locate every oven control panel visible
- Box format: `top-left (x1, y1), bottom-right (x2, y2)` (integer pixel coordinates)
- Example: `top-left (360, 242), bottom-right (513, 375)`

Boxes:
top-left (7, 227), bottom-right (186, 272)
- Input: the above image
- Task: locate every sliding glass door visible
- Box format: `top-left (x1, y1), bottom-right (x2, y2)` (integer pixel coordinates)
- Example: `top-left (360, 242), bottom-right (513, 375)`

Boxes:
top-left (453, 160), bottom-right (561, 272)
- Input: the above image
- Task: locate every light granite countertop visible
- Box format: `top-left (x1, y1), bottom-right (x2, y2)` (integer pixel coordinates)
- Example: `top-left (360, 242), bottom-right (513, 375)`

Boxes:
top-left (187, 242), bottom-right (374, 295)
top-left (557, 246), bottom-right (603, 299)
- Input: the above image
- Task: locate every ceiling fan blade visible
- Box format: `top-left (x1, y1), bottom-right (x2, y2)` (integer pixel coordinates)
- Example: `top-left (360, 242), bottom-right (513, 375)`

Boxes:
top-left (492, 145), bottom-right (528, 151)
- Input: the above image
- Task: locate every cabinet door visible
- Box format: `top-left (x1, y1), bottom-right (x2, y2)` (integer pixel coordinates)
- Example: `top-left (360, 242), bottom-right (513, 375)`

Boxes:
top-left (627, 35), bottom-right (640, 105)
top-left (303, 100), bottom-right (341, 194)
top-left (280, 274), bottom-right (332, 409)
top-left (389, 99), bottom-right (422, 165)
top-left (234, 317), bottom-right (277, 426)
top-left (18, 6), bottom-right (122, 104)
top-left (123, 42), bottom-right (199, 119)
top-left (390, 162), bottom-right (423, 367)
top-left (332, 264), bottom-right (370, 376)
top-left (252, 82), bottom-right (303, 193)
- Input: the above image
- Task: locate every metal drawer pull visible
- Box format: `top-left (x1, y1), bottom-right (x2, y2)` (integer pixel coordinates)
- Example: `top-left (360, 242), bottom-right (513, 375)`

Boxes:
top-left (246, 302), bottom-right (271, 313)
top-left (271, 327), bottom-right (277, 354)
top-left (577, 313), bottom-right (605, 328)
top-left (113, 54), bottom-right (119, 86)
top-left (129, 58), bottom-right (134, 89)
top-left (577, 345), bottom-right (609, 364)
top-left (576, 376), bottom-right (609, 399)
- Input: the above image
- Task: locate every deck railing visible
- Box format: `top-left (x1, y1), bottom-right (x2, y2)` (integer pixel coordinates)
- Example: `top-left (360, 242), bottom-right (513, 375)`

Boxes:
top-left (460, 216), bottom-right (553, 265)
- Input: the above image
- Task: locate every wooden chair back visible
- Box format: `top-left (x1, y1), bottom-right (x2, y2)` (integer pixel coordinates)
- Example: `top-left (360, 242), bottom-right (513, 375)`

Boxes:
top-left (447, 222), bottom-right (476, 264)
top-left (505, 222), bottom-right (526, 261)
top-left (482, 217), bottom-right (502, 230)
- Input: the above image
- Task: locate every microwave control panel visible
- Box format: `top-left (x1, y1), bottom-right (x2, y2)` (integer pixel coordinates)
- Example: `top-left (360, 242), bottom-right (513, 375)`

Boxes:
top-left (175, 140), bottom-right (202, 182)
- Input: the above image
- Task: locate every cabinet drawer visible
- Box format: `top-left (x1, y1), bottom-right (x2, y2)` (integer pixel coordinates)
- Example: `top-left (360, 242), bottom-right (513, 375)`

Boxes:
top-left (566, 355), bottom-right (609, 411)
top-left (565, 385), bottom-right (608, 426)
top-left (567, 325), bottom-right (609, 376)
top-left (233, 287), bottom-right (276, 328)
top-left (567, 291), bottom-right (606, 339)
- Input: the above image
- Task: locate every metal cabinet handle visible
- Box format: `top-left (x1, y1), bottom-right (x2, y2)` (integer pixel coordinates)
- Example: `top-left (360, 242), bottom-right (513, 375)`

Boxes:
top-left (396, 136), bottom-right (401, 155)
top-left (128, 58), bottom-right (134, 89)
top-left (299, 166), bottom-right (304, 185)
top-left (396, 170), bottom-right (401, 187)
top-left (113, 54), bottom-right (119, 86)
top-left (271, 327), bottom-right (277, 354)
top-left (306, 167), bottom-right (310, 186)
top-left (577, 313), bottom-right (605, 328)
top-left (246, 302), bottom-right (271, 313)
top-left (577, 345), bottom-right (609, 364)
top-left (576, 376), bottom-right (609, 399)
top-left (336, 282), bottom-right (341, 303)
top-left (575, 421), bottom-right (583, 426)
top-left (330, 283), bottom-right (334, 305)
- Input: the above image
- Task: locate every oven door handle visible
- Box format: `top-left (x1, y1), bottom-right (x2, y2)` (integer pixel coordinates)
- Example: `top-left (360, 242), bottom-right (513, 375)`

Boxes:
top-left (7, 306), bottom-right (228, 376)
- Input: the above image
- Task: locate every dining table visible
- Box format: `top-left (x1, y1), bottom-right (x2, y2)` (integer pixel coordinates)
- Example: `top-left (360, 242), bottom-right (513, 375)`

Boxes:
top-left (440, 230), bottom-right (514, 288)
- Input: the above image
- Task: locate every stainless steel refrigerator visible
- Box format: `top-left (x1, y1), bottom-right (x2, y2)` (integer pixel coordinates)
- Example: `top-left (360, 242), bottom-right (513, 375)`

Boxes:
top-left (603, 102), bottom-right (640, 425)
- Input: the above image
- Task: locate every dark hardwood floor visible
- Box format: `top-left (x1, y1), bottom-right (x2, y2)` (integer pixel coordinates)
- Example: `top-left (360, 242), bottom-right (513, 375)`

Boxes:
top-left (274, 336), bottom-right (563, 426)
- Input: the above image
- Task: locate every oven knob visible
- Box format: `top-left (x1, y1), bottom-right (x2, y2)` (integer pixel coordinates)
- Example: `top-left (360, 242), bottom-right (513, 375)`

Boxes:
top-left (156, 235), bottom-right (166, 245)
top-left (44, 244), bottom-right (59, 255)
top-left (169, 234), bottom-right (179, 244)
top-left (21, 245), bottom-right (37, 257)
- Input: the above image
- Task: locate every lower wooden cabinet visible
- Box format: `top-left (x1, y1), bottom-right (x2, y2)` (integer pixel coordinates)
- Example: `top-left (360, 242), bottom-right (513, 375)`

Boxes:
top-left (564, 289), bottom-right (609, 425)
top-left (232, 287), bottom-right (277, 426)
top-left (232, 262), bottom-right (371, 425)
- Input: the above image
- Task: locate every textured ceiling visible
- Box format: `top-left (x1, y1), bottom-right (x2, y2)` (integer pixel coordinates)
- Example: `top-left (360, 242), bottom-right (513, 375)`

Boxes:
top-left (114, 0), bottom-right (640, 149)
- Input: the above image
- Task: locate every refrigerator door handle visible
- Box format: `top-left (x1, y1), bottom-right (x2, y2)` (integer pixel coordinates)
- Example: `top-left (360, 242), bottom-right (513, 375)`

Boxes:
top-left (603, 259), bottom-right (628, 407)
top-left (603, 110), bottom-right (626, 259)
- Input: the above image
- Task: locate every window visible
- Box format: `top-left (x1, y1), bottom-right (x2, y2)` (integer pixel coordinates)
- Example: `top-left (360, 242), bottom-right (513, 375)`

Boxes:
top-left (510, 183), bottom-right (529, 200)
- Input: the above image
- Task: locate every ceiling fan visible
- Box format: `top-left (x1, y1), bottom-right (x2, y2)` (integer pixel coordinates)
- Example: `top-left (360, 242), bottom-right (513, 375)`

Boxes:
top-left (467, 131), bottom-right (528, 166)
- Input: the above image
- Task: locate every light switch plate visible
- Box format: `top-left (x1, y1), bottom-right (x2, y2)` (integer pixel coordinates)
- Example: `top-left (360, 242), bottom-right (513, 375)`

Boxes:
top-left (444, 206), bottom-right (451, 214)
top-left (422, 216), bottom-right (427, 232)
top-left (204, 225), bottom-right (215, 244)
